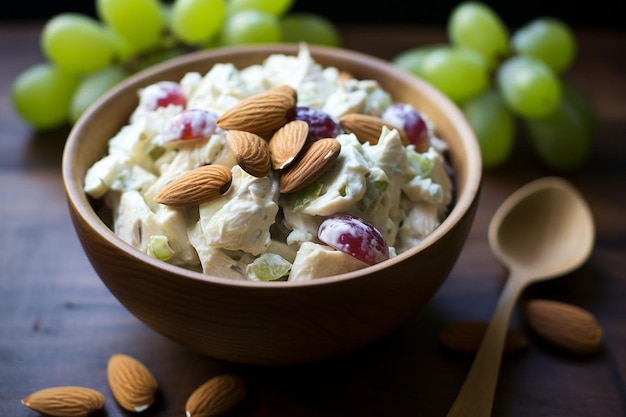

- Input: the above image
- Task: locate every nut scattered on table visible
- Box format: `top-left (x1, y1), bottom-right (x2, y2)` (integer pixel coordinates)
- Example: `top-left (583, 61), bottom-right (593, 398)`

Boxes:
top-left (524, 299), bottom-right (603, 355)
top-left (439, 320), bottom-right (529, 356)
top-left (185, 374), bottom-right (247, 417)
top-left (107, 353), bottom-right (159, 412)
top-left (21, 386), bottom-right (106, 417)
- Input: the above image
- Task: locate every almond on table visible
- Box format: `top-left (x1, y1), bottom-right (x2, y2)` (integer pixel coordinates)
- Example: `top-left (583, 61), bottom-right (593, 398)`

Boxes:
top-left (107, 353), bottom-right (159, 413)
top-left (21, 386), bottom-right (105, 417)
top-left (185, 374), bottom-right (247, 417)
top-left (524, 299), bottom-right (603, 355)
top-left (439, 320), bottom-right (529, 356)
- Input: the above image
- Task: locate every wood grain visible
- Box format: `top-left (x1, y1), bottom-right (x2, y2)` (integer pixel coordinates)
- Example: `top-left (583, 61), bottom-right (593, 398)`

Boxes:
top-left (1, 23), bottom-right (625, 416)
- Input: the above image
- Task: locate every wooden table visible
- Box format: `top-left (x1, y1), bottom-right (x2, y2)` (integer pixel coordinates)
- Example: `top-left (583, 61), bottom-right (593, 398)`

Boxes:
top-left (1, 23), bottom-right (625, 417)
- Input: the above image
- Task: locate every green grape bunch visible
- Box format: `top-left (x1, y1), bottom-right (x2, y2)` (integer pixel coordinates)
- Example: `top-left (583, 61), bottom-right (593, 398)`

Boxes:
top-left (11, 0), bottom-right (340, 132)
top-left (393, 1), bottom-right (595, 172)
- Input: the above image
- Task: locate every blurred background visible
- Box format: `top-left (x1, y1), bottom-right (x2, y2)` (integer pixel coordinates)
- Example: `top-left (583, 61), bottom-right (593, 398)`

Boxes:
top-left (2, 0), bottom-right (621, 28)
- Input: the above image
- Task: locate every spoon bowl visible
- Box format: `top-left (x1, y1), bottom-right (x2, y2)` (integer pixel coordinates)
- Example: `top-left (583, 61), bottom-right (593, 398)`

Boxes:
top-left (489, 176), bottom-right (595, 281)
top-left (447, 176), bottom-right (595, 417)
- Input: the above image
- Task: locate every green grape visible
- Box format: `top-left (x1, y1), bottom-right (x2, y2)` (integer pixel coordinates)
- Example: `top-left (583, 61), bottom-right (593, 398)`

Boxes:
top-left (12, 63), bottom-right (79, 130)
top-left (218, 10), bottom-right (281, 46)
top-left (511, 17), bottom-right (577, 74)
top-left (461, 88), bottom-right (516, 170)
top-left (227, 0), bottom-right (294, 17)
top-left (448, 1), bottom-right (509, 67)
top-left (41, 13), bottom-right (117, 74)
top-left (96, 0), bottom-right (165, 53)
top-left (496, 55), bottom-right (561, 119)
top-left (170, 0), bottom-right (226, 45)
top-left (391, 44), bottom-right (447, 77)
top-left (524, 81), bottom-right (595, 172)
top-left (279, 13), bottom-right (340, 47)
top-left (70, 66), bottom-right (129, 123)
top-left (419, 46), bottom-right (490, 104)
top-left (103, 26), bottom-right (134, 63)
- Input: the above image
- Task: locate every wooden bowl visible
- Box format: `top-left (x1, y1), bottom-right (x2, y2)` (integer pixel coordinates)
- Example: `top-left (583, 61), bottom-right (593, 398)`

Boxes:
top-left (62, 44), bottom-right (482, 365)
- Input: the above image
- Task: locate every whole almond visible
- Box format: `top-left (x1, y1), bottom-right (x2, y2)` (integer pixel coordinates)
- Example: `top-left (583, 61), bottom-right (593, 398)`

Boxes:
top-left (154, 164), bottom-right (232, 207)
top-left (226, 130), bottom-right (271, 177)
top-left (524, 299), bottom-right (603, 355)
top-left (269, 120), bottom-right (309, 170)
top-left (439, 320), bottom-right (528, 356)
top-left (186, 374), bottom-right (246, 417)
top-left (216, 90), bottom-right (296, 135)
top-left (21, 386), bottom-right (105, 417)
top-left (279, 138), bottom-right (341, 193)
top-left (107, 353), bottom-right (158, 412)
top-left (339, 113), bottom-right (408, 145)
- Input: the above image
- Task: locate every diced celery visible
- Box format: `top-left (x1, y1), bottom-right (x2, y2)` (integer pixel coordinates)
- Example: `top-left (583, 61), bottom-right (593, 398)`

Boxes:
top-left (292, 181), bottom-right (323, 211)
top-left (406, 147), bottom-right (434, 176)
top-left (359, 177), bottom-right (389, 214)
top-left (247, 253), bottom-right (292, 281)
top-left (147, 234), bottom-right (174, 261)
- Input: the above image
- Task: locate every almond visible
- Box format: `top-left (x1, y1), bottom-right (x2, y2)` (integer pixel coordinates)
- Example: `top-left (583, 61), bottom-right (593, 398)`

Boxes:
top-left (339, 113), bottom-right (408, 145)
top-left (279, 138), bottom-right (341, 193)
top-left (185, 374), bottom-right (246, 417)
top-left (524, 299), bottom-right (603, 355)
top-left (267, 84), bottom-right (298, 101)
top-left (439, 320), bottom-right (529, 356)
top-left (226, 130), bottom-right (271, 177)
top-left (338, 70), bottom-right (355, 81)
top-left (216, 90), bottom-right (296, 135)
top-left (21, 386), bottom-right (105, 417)
top-left (107, 353), bottom-right (158, 412)
top-left (269, 120), bottom-right (309, 170)
top-left (154, 164), bottom-right (232, 207)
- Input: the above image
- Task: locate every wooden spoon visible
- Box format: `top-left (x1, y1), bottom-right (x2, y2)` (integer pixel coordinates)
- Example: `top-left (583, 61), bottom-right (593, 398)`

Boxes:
top-left (446, 176), bottom-right (595, 417)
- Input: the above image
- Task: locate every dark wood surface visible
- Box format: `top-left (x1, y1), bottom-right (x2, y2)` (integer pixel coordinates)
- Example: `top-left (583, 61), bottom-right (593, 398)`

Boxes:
top-left (1, 23), bottom-right (625, 417)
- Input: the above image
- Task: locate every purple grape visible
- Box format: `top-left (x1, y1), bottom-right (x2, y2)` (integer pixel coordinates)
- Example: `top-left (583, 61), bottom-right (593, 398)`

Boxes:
top-left (318, 214), bottom-right (390, 265)
top-left (381, 103), bottom-right (430, 151)
top-left (161, 109), bottom-right (218, 143)
top-left (295, 106), bottom-right (342, 142)
top-left (138, 81), bottom-right (187, 111)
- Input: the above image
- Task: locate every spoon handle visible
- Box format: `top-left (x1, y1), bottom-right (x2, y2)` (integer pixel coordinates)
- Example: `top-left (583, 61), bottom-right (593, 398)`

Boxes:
top-left (446, 273), bottom-right (527, 417)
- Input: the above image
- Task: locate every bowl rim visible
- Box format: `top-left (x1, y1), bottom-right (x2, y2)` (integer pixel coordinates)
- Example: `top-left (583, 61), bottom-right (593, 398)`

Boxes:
top-left (62, 43), bottom-right (482, 289)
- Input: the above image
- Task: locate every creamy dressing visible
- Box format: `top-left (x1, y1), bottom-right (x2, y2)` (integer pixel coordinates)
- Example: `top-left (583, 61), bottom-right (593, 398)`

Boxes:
top-left (84, 45), bottom-right (454, 281)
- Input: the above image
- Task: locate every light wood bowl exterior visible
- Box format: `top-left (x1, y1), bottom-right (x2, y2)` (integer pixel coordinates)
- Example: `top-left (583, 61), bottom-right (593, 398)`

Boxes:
top-left (62, 44), bottom-right (482, 365)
